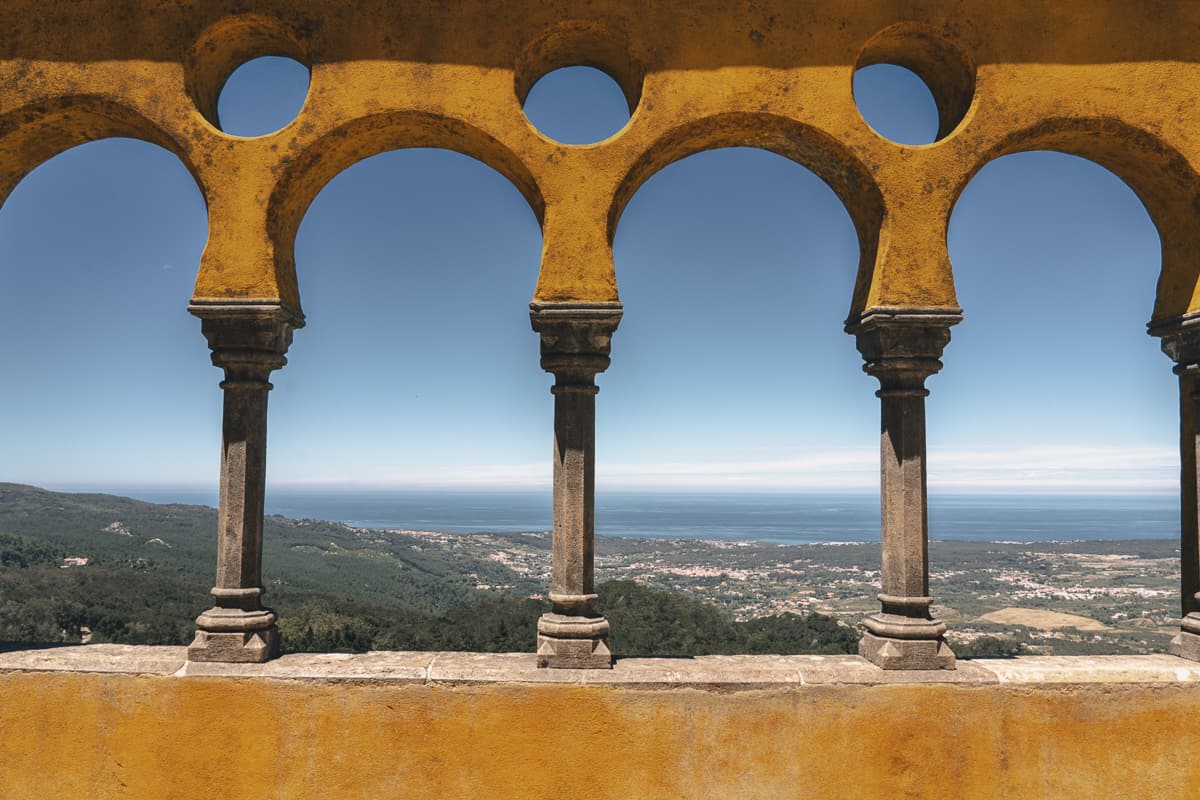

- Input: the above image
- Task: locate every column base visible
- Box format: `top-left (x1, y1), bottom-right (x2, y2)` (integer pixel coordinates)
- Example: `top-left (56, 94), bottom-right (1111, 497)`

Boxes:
top-left (859, 596), bottom-right (955, 670)
top-left (536, 613), bottom-right (612, 669)
top-left (859, 631), bottom-right (956, 670)
top-left (1169, 632), bottom-right (1200, 661)
top-left (188, 605), bottom-right (279, 663)
top-left (188, 628), bottom-right (279, 663)
top-left (1169, 615), bottom-right (1200, 661)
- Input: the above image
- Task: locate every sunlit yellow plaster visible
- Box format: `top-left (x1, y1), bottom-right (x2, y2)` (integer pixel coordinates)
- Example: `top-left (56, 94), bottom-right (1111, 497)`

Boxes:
top-left (2, 672), bottom-right (1200, 799)
top-left (2, 1), bottom-right (1200, 320)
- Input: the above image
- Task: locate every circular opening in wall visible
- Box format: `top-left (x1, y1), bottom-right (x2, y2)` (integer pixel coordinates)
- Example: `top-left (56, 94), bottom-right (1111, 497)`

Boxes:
top-left (853, 64), bottom-right (941, 146)
top-left (217, 56), bottom-right (310, 137)
top-left (522, 66), bottom-right (632, 145)
top-left (853, 25), bottom-right (976, 146)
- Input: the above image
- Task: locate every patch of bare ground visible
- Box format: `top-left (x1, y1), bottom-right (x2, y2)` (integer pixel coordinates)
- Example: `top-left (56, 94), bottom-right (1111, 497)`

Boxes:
top-left (980, 607), bottom-right (1110, 631)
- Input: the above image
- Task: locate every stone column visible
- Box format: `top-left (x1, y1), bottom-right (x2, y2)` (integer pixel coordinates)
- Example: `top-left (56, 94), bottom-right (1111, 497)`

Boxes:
top-left (1150, 314), bottom-right (1200, 661)
top-left (847, 308), bottom-right (961, 670)
top-left (531, 302), bottom-right (622, 668)
top-left (187, 303), bottom-right (303, 663)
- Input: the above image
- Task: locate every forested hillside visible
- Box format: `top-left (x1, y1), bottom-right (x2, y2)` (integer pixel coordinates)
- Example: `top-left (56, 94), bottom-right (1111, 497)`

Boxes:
top-left (0, 484), bottom-right (857, 656)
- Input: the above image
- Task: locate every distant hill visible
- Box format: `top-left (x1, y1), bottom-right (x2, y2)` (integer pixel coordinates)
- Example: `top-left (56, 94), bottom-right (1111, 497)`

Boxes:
top-left (0, 481), bottom-right (531, 609)
top-left (0, 483), bottom-right (858, 656)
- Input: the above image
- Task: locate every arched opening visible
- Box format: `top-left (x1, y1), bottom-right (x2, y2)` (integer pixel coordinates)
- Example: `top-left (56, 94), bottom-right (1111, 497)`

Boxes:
top-left (278, 149), bottom-right (543, 491)
top-left (0, 137), bottom-right (211, 645)
top-left (939, 150), bottom-right (1176, 656)
top-left (607, 114), bottom-right (885, 318)
top-left (606, 145), bottom-right (880, 631)
top-left (265, 148), bottom-right (548, 649)
top-left (263, 113), bottom-right (544, 311)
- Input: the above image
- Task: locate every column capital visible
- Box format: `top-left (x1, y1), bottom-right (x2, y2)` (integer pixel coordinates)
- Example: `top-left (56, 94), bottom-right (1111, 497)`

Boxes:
top-left (189, 303), bottom-right (305, 383)
top-left (1149, 312), bottom-right (1200, 375)
top-left (530, 302), bottom-right (622, 385)
top-left (846, 306), bottom-right (962, 391)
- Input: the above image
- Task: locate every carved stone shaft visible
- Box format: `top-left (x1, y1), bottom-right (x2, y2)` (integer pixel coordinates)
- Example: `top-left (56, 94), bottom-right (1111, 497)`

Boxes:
top-left (187, 303), bottom-right (302, 664)
top-left (531, 302), bottom-right (621, 669)
top-left (847, 308), bottom-right (960, 670)
top-left (1149, 315), bottom-right (1200, 661)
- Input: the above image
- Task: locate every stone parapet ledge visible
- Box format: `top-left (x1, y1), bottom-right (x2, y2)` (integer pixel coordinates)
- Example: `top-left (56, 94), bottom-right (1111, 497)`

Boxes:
top-left (7, 646), bottom-right (1200, 799)
top-left (4, 644), bottom-right (1200, 687)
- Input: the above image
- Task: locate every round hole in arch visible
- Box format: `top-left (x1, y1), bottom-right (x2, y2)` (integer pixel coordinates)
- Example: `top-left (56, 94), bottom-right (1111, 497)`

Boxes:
top-left (522, 66), bottom-right (632, 145)
top-left (853, 64), bottom-right (941, 146)
top-left (217, 56), bottom-right (310, 137)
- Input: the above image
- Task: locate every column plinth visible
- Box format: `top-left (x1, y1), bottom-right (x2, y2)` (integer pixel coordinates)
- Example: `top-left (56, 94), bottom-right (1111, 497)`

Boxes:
top-left (1150, 315), bottom-right (1200, 661)
top-left (1172, 594), bottom-right (1200, 660)
top-left (532, 302), bottom-right (621, 669)
top-left (187, 303), bottom-right (302, 664)
top-left (848, 307), bottom-right (960, 670)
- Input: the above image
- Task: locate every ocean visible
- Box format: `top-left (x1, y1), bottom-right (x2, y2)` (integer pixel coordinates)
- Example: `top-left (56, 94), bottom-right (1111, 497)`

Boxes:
top-left (98, 488), bottom-right (1179, 545)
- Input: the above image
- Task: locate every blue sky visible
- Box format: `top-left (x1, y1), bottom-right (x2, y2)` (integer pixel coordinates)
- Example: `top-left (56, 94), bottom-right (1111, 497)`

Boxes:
top-left (0, 60), bottom-right (1175, 493)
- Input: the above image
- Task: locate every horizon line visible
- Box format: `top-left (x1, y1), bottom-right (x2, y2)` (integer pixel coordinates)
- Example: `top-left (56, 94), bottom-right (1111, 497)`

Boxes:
top-left (24, 480), bottom-right (1181, 498)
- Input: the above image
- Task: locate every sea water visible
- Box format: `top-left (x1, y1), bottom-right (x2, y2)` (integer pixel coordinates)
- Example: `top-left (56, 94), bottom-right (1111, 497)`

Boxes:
top-left (100, 488), bottom-right (1178, 544)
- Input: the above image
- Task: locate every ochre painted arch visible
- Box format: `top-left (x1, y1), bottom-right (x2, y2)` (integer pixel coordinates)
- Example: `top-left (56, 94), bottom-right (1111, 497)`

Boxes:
top-left (265, 111), bottom-right (545, 315)
top-left (946, 117), bottom-right (1200, 322)
top-left (608, 112), bottom-right (884, 319)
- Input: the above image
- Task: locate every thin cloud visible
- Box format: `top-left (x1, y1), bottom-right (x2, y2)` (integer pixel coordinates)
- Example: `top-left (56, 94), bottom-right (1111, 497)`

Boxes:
top-left (270, 445), bottom-right (1179, 493)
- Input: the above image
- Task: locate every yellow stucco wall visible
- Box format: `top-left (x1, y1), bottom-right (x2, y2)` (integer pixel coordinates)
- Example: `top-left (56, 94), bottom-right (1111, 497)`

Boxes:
top-left (3, 656), bottom-right (1200, 800)
top-left (3, 1), bottom-right (1200, 321)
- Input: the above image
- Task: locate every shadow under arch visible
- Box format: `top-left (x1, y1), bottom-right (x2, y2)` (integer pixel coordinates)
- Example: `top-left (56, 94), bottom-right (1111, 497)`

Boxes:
top-left (0, 95), bottom-right (207, 214)
top-left (267, 112), bottom-right (545, 314)
top-left (947, 117), bottom-right (1200, 323)
top-left (608, 112), bottom-right (885, 317)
